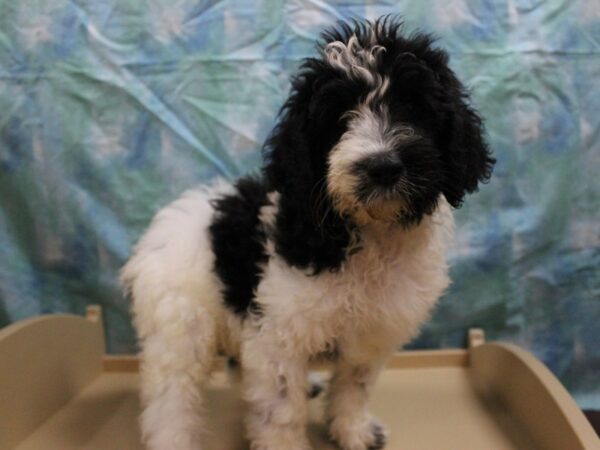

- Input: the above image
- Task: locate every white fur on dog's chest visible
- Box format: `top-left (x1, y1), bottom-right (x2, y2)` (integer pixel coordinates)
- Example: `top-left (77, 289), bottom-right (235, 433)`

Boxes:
top-left (254, 197), bottom-right (454, 356)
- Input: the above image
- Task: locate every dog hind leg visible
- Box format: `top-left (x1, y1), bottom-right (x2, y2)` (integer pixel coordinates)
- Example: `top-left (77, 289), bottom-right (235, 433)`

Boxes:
top-left (137, 296), bottom-right (217, 450)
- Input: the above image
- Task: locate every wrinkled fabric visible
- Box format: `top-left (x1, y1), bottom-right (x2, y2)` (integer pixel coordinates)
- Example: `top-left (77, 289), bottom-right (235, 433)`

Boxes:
top-left (0, 0), bottom-right (598, 407)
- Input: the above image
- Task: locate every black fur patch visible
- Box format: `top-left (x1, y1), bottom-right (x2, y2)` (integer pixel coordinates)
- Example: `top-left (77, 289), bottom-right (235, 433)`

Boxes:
top-left (262, 51), bottom-right (364, 274)
top-left (209, 177), bottom-right (270, 316)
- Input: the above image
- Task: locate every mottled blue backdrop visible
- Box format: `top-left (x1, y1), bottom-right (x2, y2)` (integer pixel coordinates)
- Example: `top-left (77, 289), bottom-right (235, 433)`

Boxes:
top-left (0, 0), bottom-right (598, 407)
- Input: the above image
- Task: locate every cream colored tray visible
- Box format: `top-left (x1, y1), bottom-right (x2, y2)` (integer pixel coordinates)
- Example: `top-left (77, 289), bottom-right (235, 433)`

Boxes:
top-left (1, 306), bottom-right (598, 450)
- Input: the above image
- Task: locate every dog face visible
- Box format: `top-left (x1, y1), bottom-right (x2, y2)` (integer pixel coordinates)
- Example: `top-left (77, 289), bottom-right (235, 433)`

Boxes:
top-left (264, 17), bottom-right (494, 270)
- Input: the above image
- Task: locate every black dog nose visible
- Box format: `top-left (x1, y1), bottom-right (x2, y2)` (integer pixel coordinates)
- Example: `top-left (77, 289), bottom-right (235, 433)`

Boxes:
top-left (365, 154), bottom-right (405, 187)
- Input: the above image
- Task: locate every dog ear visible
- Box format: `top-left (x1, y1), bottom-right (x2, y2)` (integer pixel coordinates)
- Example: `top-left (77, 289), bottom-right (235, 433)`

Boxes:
top-left (437, 74), bottom-right (495, 208)
top-left (381, 28), bottom-right (494, 209)
top-left (263, 61), bottom-right (356, 273)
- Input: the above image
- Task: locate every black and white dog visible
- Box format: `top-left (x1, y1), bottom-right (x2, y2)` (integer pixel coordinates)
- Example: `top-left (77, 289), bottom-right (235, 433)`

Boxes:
top-left (122, 17), bottom-right (494, 450)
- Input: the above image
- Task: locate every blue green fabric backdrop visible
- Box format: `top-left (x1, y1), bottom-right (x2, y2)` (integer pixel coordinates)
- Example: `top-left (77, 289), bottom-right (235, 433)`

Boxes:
top-left (0, 0), bottom-right (599, 407)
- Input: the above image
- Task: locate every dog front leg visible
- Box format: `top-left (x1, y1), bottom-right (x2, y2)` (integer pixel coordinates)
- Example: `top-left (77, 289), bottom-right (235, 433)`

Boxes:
top-left (241, 334), bottom-right (311, 450)
top-left (326, 353), bottom-right (391, 450)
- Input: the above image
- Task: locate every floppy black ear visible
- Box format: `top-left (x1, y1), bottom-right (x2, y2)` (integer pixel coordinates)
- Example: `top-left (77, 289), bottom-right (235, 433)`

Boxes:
top-left (439, 88), bottom-right (495, 208)
top-left (373, 22), bottom-right (494, 209)
top-left (263, 61), bottom-right (355, 273)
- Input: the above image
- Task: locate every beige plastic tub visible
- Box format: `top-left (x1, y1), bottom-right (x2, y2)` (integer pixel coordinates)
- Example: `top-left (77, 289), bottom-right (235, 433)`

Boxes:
top-left (1, 306), bottom-right (598, 450)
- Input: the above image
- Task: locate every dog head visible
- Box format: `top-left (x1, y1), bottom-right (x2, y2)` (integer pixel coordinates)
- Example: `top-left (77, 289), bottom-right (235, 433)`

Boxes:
top-left (264, 17), bottom-right (494, 269)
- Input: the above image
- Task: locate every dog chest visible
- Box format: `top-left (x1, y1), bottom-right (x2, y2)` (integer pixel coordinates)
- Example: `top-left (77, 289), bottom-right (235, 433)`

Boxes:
top-left (256, 209), bottom-right (452, 352)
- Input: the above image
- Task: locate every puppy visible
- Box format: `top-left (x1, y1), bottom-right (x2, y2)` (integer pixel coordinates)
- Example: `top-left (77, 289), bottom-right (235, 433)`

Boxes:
top-left (122, 17), bottom-right (494, 450)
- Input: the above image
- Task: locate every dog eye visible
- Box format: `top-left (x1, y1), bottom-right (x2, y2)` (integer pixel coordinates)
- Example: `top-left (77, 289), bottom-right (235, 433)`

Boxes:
top-left (388, 100), bottom-right (414, 121)
top-left (311, 79), bottom-right (366, 123)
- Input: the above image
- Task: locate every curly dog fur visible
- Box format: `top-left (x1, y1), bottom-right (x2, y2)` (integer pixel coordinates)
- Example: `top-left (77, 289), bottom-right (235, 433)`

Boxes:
top-left (122, 16), bottom-right (494, 450)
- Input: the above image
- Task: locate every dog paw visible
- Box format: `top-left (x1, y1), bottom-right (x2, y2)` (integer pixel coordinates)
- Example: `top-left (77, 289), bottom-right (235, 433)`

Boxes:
top-left (329, 418), bottom-right (388, 450)
top-left (366, 422), bottom-right (387, 450)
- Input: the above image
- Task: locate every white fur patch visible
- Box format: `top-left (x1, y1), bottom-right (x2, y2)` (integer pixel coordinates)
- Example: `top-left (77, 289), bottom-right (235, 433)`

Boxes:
top-left (324, 35), bottom-right (389, 102)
